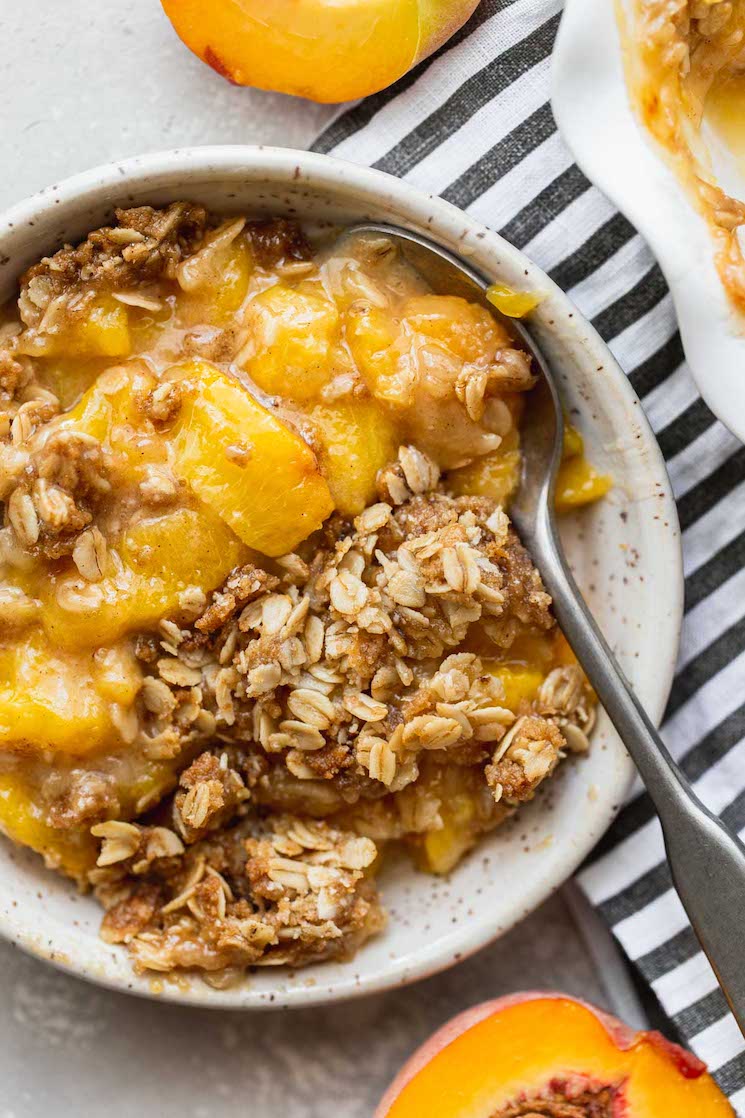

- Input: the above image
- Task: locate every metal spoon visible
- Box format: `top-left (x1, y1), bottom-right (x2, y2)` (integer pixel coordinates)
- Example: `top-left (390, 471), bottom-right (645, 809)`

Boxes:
top-left (349, 221), bottom-right (745, 1035)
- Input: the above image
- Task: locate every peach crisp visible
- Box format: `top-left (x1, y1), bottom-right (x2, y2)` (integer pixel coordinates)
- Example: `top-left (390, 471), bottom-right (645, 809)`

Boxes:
top-left (0, 206), bottom-right (600, 981)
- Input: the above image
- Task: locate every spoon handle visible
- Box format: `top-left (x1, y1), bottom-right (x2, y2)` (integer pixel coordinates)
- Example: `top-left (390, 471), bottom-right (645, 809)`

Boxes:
top-left (535, 515), bottom-right (745, 1036)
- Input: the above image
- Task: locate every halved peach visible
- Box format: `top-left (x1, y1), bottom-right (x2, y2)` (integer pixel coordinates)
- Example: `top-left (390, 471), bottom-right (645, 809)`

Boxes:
top-left (376, 992), bottom-right (733, 1117)
top-left (161, 0), bottom-right (481, 103)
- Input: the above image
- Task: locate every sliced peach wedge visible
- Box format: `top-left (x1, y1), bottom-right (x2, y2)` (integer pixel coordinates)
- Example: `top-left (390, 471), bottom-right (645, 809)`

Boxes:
top-left (160, 0), bottom-right (481, 103)
top-left (56, 357), bottom-right (333, 558)
top-left (0, 632), bottom-right (141, 756)
top-left (39, 505), bottom-right (248, 650)
top-left (376, 993), bottom-right (734, 1117)
top-left (306, 398), bottom-right (399, 516)
top-left (166, 359), bottom-right (334, 556)
top-left (241, 283), bottom-right (341, 402)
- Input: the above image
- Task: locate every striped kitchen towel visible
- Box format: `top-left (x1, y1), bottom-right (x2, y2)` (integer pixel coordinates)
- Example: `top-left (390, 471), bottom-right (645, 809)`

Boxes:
top-left (311, 0), bottom-right (745, 1107)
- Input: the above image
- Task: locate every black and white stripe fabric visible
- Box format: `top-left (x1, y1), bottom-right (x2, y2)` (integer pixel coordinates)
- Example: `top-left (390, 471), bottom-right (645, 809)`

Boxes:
top-left (311, 0), bottom-right (745, 1106)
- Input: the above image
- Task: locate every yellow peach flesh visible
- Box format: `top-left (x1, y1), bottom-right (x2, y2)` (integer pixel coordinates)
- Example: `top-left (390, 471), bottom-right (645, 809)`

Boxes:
top-left (167, 359), bottom-right (334, 555)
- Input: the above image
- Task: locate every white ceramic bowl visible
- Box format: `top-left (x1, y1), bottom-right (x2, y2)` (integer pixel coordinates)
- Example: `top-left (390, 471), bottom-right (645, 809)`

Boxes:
top-left (553, 0), bottom-right (745, 443)
top-left (0, 146), bottom-right (683, 1008)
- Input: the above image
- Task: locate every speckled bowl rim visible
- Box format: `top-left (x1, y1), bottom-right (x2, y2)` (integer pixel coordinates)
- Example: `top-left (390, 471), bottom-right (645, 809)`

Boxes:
top-left (0, 146), bottom-right (683, 1009)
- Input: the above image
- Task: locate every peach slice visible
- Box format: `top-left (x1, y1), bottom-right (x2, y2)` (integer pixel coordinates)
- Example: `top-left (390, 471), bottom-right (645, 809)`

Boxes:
top-left (376, 992), bottom-right (733, 1117)
top-left (447, 429), bottom-right (522, 507)
top-left (166, 359), bottom-right (334, 556)
top-left (307, 398), bottom-right (399, 516)
top-left (0, 769), bottom-right (97, 879)
top-left (242, 283), bottom-right (340, 401)
top-left (175, 230), bottom-right (252, 327)
top-left (417, 763), bottom-right (509, 875)
top-left (18, 293), bottom-right (131, 359)
top-left (556, 455), bottom-right (613, 512)
top-left (0, 632), bottom-right (141, 757)
top-left (39, 505), bottom-right (248, 650)
top-left (160, 0), bottom-right (481, 103)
